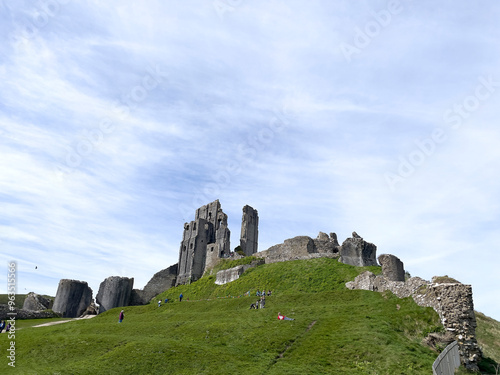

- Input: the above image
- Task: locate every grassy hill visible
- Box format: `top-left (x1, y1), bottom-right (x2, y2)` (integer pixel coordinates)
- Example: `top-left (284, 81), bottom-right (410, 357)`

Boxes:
top-left (3, 258), bottom-right (497, 374)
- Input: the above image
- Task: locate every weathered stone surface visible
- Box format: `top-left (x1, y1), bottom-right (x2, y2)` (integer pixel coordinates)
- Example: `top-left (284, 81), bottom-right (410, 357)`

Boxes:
top-left (22, 292), bottom-right (52, 311)
top-left (313, 232), bottom-right (341, 254)
top-left (96, 276), bottom-right (134, 313)
top-left (215, 259), bottom-right (265, 285)
top-left (339, 234), bottom-right (377, 267)
top-left (346, 273), bottom-right (482, 371)
top-left (0, 304), bottom-right (60, 320)
top-left (130, 264), bottom-right (178, 305)
top-left (240, 205), bottom-right (259, 256)
top-left (80, 301), bottom-right (98, 317)
top-left (256, 233), bottom-right (340, 264)
top-left (177, 200), bottom-right (231, 285)
top-left (345, 271), bottom-right (377, 291)
top-left (52, 279), bottom-right (93, 318)
top-left (378, 254), bottom-right (405, 281)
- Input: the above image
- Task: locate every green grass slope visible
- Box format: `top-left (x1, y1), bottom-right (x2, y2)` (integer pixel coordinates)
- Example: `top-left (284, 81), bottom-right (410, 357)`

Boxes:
top-left (6, 258), bottom-right (445, 374)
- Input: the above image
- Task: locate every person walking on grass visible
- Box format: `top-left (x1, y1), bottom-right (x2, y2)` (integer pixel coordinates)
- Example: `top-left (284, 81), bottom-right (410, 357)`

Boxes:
top-left (0, 320), bottom-right (5, 333)
top-left (179, 293), bottom-right (183, 302)
top-left (118, 310), bottom-right (124, 323)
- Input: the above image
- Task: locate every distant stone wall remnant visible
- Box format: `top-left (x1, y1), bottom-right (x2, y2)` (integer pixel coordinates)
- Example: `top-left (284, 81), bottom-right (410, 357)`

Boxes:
top-left (22, 292), bottom-right (52, 311)
top-left (215, 259), bottom-right (265, 285)
top-left (339, 232), bottom-right (377, 267)
top-left (96, 276), bottom-right (134, 313)
top-left (130, 264), bottom-right (178, 305)
top-left (256, 232), bottom-right (340, 263)
top-left (378, 254), bottom-right (405, 281)
top-left (52, 279), bottom-right (93, 318)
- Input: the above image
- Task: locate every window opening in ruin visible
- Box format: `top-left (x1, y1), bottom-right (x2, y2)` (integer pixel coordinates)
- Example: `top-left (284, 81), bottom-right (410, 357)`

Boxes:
top-left (190, 243), bottom-right (193, 249)
top-left (193, 223), bottom-right (196, 230)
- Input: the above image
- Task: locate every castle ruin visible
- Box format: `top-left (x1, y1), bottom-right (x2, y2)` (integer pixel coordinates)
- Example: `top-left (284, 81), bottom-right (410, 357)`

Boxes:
top-left (176, 200), bottom-right (259, 285)
top-left (240, 205), bottom-right (259, 256)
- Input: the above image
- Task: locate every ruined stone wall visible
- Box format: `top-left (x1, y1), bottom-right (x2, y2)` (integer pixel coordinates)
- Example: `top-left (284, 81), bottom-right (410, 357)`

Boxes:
top-left (240, 205), bottom-right (259, 256)
top-left (22, 292), bottom-right (52, 311)
top-left (130, 264), bottom-right (178, 305)
top-left (256, 233), bottom-right (340, 264)
top-left (339, 232), bottom-right (377, 267)
top-left (346, 272), bottom-right (482, 371)
top-left (215, 259), bottom-right (265, 285)
top-left (0, 304), bottom-right (60, 320)
top-left (96, 276), bottom-right (134, 313)
top-left (177, 200), bottom-right (231, 285)
top-left (52, 279), bottom-right (93, 318)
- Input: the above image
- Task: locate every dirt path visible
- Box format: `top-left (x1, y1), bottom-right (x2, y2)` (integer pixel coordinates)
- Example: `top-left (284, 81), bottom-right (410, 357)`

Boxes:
top-left (32, 315), bottom-right (97, 327)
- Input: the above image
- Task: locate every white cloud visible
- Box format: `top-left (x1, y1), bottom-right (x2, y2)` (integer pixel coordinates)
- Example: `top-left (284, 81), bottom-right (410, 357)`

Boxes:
top-left (1, 0), bottom-right (499, 321)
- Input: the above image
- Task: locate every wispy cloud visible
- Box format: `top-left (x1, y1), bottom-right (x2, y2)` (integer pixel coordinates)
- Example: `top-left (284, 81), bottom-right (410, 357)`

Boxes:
top-left (1, 0), bottom-right (499, 320)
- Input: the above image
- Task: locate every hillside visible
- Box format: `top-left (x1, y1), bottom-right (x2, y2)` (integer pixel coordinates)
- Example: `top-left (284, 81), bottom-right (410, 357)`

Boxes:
top-left (4, 258), bottom-right (497, 374)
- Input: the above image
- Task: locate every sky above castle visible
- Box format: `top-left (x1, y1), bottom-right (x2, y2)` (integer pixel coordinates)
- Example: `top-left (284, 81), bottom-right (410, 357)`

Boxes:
top-left (1, 1), bottom-right (499, 320)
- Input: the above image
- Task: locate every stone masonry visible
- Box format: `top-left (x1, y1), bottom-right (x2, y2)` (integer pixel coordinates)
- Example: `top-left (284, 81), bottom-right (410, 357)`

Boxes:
top-left (52, 279), bottom-right (93, 318)
top-left (240, 205), bottom-right (259, 256)
top-left (256, 232), bottom-right (340, 263)
top-left (96, 276), bottom-right (134, 313)
top-left (176, 200), bottom-right (231, 285)
top-left (378, 254), bottom-right (405, 281)
top-left (339, 232), bottom-right (377, 267)
top-left (346, 271), bottom-right (482, 371)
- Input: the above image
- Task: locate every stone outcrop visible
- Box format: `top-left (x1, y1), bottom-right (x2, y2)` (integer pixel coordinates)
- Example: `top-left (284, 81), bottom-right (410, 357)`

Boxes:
top-left (130, 264), bottom-right (178, 305)
top-left (22, 292), bottom-right (52, 311)
top-left (346, 272), bottom-right (482, 371)
top-left (215, 259), bottom-right (265, 285)
top-left (52, 279), bottom-right (93, 318)
top-left (378, 254), bottom-right (405, 281)
top-left (96, 276), bottom-right (134, 313)
top-left (339, 232), bottom-right (377, 267)
top-left (240, 205), bottom-right (259, 256)
top-left (256, 232), bottom-right (340, 264)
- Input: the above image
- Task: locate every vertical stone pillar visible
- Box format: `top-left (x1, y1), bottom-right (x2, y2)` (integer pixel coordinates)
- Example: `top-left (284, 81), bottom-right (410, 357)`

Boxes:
top-left (240, 205), bottom-right (259, 256)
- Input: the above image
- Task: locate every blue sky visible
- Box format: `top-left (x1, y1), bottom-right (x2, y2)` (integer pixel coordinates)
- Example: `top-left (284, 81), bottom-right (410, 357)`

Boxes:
top-left (1, 0), bottom-right (499, 320)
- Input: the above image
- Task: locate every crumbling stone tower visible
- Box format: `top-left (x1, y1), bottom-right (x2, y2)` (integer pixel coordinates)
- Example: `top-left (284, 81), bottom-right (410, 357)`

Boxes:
top-left (240, 205), bottom-right (259, 256)
top-left (176, 200), bottom-right (230, 285)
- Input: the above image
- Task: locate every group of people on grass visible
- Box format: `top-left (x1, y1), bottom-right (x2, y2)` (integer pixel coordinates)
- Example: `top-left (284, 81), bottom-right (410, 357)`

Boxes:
top-left (0, 320), bottom-right (12, 333)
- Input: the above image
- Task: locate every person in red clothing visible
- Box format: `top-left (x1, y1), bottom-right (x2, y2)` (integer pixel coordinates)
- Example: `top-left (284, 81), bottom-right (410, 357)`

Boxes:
top-left (278, 312), bottom-right (294, 321)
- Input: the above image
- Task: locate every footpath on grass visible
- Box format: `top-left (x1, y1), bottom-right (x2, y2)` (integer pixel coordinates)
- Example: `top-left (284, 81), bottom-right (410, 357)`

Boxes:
top-left (32, 315), bottom-right (97, 327)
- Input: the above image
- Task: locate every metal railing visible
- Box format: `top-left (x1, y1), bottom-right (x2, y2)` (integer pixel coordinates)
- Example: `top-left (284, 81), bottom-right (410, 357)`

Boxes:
top-left (433, 341), bottom-right (461, 375)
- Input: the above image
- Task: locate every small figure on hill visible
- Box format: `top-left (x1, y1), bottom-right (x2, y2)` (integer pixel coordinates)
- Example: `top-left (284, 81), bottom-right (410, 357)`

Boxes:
top-left (0, 320), bottom-right (5, 333)
top-left (118, 310), bottom-right (124, 323)
top-left (179, 293), bottom-right (183, 302)
top-left (267, 290), bottom-right (272, 296)
top-left (260, 296), bottom-right (266, 309)
top-left (158, 300), bottom-right (161, 307)
top-left (164, 298), bottom-right (168, 303)
top-left (249, 303), bottom-right (256, 309)
top-left (278, 312), bottom-right (294, 321)
top-left (256, 290), bottom-right (260, 297)
top-left (6, 323), bottom-right (11, 332)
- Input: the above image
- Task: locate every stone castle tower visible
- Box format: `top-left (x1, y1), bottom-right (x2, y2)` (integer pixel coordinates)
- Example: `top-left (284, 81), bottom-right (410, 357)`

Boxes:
top-left (240, 205), bottom-right (259, 256)
top-left (176, 200), bottom-right (231, 285)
